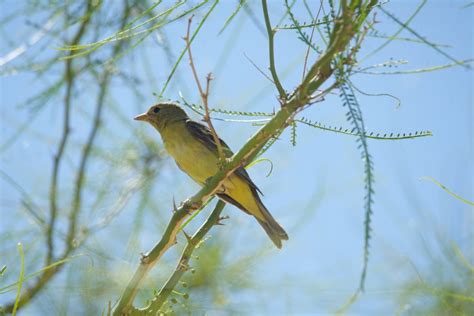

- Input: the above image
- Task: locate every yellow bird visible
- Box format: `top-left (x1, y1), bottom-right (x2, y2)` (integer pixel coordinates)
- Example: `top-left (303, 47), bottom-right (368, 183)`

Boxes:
top-left (134, 102), bottom-right (288, 248)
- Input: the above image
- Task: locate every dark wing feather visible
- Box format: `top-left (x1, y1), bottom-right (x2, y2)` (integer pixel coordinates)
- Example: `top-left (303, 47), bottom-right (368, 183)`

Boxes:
top-left (185, 120), bottom-right (232, 155)
top-left (216, 193), bottom-right (251, 215)
top-left (185, 119), bottom-right (263, 195)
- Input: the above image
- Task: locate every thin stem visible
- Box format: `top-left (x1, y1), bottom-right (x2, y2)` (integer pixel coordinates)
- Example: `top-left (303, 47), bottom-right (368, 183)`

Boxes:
top-left (184, 16), bottom-right (224, 160)
top-left (302, 1), bottom-right (323, 80)
top-left (12, 243), bottom-right (25, 316)
top-left (261, 0), bottom-right (286, 101)
top-left (244, 53), bottom-right (274, 84)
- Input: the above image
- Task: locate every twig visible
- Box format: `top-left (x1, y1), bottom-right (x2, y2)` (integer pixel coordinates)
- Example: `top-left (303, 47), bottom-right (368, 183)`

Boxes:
top-left (261, 0), bottom-right (286, 102)
top-left (184, 16), bottom-right (224, 161)
top-left (302, 0), bottom-right (323, 80)
top-left (243, 52), bottom-right (274, 84)
top-left (140, 201), bottom-right (226, 314)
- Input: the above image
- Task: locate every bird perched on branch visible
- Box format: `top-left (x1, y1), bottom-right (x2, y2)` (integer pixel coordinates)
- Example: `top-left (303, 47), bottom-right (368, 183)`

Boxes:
top-left (134, 102), bottom-right (288, 248)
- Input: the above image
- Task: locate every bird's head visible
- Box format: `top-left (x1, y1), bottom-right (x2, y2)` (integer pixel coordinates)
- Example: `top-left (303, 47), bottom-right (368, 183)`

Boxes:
top-left (134, 102), bottom-right (188, 131)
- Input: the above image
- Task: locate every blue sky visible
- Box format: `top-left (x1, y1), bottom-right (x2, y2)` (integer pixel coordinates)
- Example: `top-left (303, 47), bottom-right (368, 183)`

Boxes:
top-left (1, 1), bottom-right (472, 314)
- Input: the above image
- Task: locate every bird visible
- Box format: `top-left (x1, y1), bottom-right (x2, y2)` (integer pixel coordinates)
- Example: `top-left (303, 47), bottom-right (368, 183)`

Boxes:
top-left (134, 102), bottom-right (288, 248)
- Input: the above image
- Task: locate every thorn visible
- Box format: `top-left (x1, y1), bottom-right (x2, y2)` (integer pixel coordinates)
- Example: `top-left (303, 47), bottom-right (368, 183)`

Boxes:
top-left (173, 196), bottom-right (178, 213)
top-left (183, 230), bottom-right (192, 243)
top-left (216, 215), bottom-right (229, 225)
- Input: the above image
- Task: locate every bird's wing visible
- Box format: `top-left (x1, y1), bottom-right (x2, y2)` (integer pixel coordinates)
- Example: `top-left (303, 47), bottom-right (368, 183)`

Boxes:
top-left (185, 119), bottom-right (263, 195)
top-left (185, 120), bottom-right (233, 156)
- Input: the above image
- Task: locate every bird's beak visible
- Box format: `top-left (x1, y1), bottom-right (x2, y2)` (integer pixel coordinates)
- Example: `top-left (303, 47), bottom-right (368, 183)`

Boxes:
top-left (134, 113), bottom-right (149, 122)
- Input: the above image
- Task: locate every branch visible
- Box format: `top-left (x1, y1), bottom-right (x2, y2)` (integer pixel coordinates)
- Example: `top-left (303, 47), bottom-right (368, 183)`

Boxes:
top-left (261, 0), bottom-right (286, 101)
top-left (140, 201), bottom-right (226, 314)
top-left (184, 16), bottom-right (224, 161)
top-left (47, 0), bottom-right (94, 266)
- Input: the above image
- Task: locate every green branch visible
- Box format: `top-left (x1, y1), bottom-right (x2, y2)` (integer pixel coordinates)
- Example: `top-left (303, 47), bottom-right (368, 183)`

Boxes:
top-left (261, 0), bottom-right (286, 100)
top-left (12, 243), bottom-right (25, 316)
top-left (139, 201), bottom-right (226, 314)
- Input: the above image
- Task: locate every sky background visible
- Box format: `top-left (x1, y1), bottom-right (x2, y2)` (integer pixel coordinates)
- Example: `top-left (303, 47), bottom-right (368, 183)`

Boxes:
top-left (1, 0), bottom-right (473, 314)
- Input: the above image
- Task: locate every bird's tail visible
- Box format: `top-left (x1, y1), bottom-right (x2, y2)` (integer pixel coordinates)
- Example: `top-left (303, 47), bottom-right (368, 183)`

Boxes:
top-left (255, 198), bottom-right (288, 249)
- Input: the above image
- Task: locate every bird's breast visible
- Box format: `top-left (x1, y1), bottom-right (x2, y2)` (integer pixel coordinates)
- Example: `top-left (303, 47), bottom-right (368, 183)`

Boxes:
top-left (161, 123), bottom-right (219, 185)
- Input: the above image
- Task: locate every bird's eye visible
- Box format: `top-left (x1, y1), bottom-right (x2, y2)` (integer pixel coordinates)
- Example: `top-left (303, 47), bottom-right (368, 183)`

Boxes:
top-left (153, 107), bottom-right (160, 114)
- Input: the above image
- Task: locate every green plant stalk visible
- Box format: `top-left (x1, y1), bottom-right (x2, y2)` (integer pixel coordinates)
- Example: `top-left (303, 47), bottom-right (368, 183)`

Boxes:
top-left (0, 255), bottom-right (82, 294)
top-left (12, 243), bottom-right (25, 316)
top-left (141, 201), bottom-right (226, 313)
top-left (113, 1), bottom-right (378, 313)
top-left (261, 0), bottom-right (286, 100)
